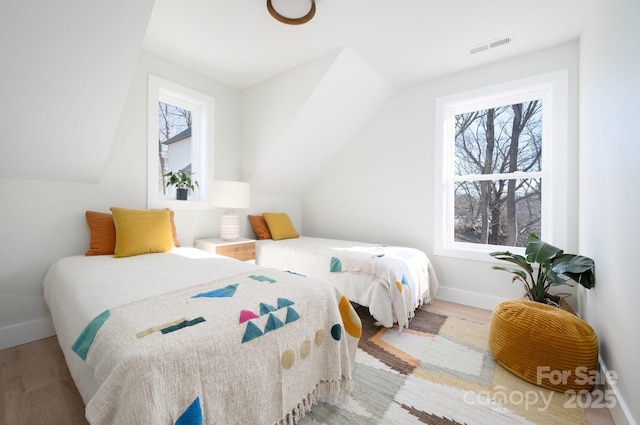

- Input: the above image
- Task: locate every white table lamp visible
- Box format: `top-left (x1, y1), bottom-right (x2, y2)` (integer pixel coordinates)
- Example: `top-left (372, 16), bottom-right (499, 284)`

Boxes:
top-left (212, 180), bottom-right (251, 241)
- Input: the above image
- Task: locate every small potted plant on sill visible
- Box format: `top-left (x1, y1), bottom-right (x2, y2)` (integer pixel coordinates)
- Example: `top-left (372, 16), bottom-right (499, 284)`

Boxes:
top-left (489, 233), bottom-right (595, 309)
top-left (164, 170), bottom-right (199, 200)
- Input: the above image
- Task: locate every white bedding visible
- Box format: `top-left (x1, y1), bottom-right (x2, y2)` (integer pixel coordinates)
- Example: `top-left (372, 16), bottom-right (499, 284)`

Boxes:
top-left (256, 237), bottom-right (439, 329)
top-left (43, 247), bottom-right (360, 424)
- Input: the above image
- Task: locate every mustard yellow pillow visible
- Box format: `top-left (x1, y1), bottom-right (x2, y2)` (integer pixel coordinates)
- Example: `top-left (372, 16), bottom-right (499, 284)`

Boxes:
top-left (110, 207), bottom-right (174, 258)
top-left (85, 209), bottom-right (180, 256)
top-left (263, 212), bottom-right (299, 240)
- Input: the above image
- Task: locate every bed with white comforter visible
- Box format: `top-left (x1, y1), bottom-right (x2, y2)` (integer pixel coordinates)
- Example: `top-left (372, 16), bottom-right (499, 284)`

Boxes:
top-left (43, 247), bottom-right (360, 425)
top-left (256, 237), bottom-right (439, 329)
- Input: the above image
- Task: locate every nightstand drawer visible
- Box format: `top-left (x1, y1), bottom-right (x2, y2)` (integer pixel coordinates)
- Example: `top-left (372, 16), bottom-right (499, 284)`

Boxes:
top-left (194, 238), bottom-right (256, 262)
top-left (215, 242), bottom-right (255, 261)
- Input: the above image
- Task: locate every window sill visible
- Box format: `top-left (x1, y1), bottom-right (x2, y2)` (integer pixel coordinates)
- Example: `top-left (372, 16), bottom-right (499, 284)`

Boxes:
top-left (435, 243), bottom-right (525, 263)
top-left (148, 198), bottom-right (211, 210)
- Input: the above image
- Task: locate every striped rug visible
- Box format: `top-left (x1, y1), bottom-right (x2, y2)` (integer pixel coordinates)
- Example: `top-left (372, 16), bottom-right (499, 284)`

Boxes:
top-left (299, 306), bottom-right (588, 425)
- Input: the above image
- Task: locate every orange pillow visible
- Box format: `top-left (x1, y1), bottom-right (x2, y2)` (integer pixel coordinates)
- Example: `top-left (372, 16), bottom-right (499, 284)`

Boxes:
top-left (85, 211), bottom-right (116, 256)
top-left (248, 215), bottom-right (272, 240)
top-left (85, 209), bottom-right (180, 256)
top-left (168, 210), bottom-right (180, 247)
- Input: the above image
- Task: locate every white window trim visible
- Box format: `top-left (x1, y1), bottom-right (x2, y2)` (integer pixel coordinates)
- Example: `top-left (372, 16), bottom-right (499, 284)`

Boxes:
top-left (147, 74), bottom-right (214, 210)
top-left (434, 69), bottom-right (569, 262)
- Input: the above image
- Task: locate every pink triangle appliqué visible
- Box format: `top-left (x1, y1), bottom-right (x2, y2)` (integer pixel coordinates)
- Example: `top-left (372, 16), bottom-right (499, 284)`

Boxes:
top-left (239, 309), bottom-right (259, 324)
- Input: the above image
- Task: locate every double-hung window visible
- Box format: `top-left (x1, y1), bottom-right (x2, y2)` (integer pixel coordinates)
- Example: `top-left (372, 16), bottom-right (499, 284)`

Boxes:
top-left (147, 75), bottom-right (214, 209)
top-left (434, 70), bottom-right (569, 261)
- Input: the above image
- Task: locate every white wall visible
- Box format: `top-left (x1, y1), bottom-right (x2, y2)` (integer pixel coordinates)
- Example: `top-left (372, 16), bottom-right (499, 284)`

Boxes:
top-left (303, 42), bottom-right (581, 309)
top-left (580, 0), bottom-right (640, 423)
top-left (0, 50), bottom-right (244, 347)
top-left (0, 0), bottom-right (155, 183)
top-left (241, 47), bottom-right (393, 197)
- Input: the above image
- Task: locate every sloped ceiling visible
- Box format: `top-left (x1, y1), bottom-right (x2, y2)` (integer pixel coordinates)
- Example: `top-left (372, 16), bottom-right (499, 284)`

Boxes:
top-left (0, 0), bottom-right (155, 182)
top-left (144, 0), bottom-right (591, 90)
top-left (242, 47), bottom-right (393, 195)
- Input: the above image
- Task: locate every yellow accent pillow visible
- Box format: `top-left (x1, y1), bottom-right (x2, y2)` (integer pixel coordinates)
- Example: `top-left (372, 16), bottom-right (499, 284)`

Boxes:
top-left (263, 212), bottom-right (299, 240)
top-left (339, 295), bottom-right (362, 339)
top-left (110, 207), bottom-right (174, 258)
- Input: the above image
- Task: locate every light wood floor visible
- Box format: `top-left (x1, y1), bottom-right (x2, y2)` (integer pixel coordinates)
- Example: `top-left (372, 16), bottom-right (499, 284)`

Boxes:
top-left (0, 299), bottom-right (614, 425)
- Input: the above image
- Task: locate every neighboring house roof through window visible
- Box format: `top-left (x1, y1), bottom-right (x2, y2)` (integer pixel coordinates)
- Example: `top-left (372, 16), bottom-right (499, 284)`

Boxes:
top-left (163, 127), bottom-right (192, 145)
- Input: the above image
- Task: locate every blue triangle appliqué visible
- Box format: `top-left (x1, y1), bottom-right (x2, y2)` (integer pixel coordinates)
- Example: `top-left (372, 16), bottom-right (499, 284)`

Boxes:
top-left (285, 307), bottom-right (300, 324)
top-left (175, 396), bottom-right (202, 425)
top-left (264, 313), bottom-right (284, 333)
top-left (260, 302), bottom-right (277, 315)
top-left (277, 298), bottom-right (295, 309)
top-left (242, 321), bottom-right (263, 343)
top-left (192, 283), bottom-right (238, 298)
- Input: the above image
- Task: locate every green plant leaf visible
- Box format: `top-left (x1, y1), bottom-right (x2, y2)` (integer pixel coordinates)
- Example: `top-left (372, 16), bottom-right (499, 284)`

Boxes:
top-left (489, 251), bottom-right (534, 273)
top-left (525, 233), bottom-right (563, 264)
top-left (552, 254), bottom-right (596, 289)
top-left (491, 266), bottom-right (528, 282)
top-left (489, 233), bottom-right (596, 302)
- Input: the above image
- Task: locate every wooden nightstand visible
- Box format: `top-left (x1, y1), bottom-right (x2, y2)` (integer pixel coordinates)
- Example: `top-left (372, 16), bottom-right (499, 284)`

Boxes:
top-left (194, 238), bottom-right (256, 262)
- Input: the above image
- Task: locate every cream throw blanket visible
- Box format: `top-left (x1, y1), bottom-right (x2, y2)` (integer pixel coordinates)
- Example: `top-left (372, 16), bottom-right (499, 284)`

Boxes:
top-left (256, 237), bottom-right (439, 329)
top-left (71, 268), bottom-right (360, 425)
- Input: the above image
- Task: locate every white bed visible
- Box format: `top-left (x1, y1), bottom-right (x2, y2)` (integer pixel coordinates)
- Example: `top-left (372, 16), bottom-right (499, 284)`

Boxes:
top-left (43, 247), bottom-right (360, 425)
top-left (255, 237), bottom-right (439, 329)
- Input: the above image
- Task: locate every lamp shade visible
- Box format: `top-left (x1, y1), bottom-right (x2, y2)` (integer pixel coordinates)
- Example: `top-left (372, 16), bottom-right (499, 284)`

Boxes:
top-left (212, 180), bottom-right (250, 209)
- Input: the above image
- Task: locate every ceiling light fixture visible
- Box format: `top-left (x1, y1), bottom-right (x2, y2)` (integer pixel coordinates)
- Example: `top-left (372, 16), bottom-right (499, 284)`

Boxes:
top-left (267, 0), bottom-right (316, 25)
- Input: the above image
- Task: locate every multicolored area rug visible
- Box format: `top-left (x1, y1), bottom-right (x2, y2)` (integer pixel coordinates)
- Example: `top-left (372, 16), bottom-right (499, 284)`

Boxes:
top-left (299, 306), bottom-right (587, 425)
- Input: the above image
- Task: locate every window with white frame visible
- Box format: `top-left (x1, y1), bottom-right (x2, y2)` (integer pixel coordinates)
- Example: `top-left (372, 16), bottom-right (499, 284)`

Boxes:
top-left (147, 75), bottom-right (214, 209)
top-left (434, 70), bottom-right (569, 261)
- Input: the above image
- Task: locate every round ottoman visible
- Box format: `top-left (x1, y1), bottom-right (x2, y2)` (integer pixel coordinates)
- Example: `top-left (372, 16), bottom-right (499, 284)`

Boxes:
top-left (488, 300), bottom-right (599, 392)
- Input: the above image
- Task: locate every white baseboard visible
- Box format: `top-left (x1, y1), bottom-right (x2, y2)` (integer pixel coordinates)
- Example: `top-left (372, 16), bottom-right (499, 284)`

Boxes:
top-left (436, 285), bottom-right (508, 311)
top-left (0, 318), bottom-right (56, 351)
top-left (599, 356), bottom-right (637, 425)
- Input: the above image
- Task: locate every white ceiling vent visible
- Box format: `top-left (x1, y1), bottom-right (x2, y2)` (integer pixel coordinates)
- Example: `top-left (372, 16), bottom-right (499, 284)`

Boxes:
top-left (469, 35), bottom-right (512, 55)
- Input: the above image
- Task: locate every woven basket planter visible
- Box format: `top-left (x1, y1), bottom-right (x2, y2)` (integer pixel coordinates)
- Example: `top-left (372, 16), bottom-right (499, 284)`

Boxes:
top-left (488, 300), bottom-right (599, 392)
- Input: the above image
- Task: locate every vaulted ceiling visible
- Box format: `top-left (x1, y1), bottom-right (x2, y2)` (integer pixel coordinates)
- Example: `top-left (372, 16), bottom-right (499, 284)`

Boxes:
top-left (144, 0), bottom-right (592, 90)
top-left (0, 0), bottom-right (593, 184)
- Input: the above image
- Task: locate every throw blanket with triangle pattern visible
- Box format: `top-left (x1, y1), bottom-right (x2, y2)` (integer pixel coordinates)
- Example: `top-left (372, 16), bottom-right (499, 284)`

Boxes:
top-left (72, 268), bottom-right (361, 425)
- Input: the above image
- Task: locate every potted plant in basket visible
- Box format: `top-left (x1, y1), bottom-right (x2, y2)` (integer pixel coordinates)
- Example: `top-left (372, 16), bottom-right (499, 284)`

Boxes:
top-left (489, 233), bottom-right (595, 308)
top-left (164, 170), bottom-right (199, 200)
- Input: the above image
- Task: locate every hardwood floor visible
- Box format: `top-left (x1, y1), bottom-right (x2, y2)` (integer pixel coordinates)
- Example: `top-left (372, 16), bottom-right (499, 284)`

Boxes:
top-left (0, 337), bottom-right (88, 425)
top-left (0, 299), bottom-right (614, 425)
top-left (424, 299), bottom-right (616, 425)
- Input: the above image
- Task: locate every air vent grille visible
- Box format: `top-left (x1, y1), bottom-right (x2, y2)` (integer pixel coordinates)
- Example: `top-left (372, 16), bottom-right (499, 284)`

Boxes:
top-left (469, 36), bottom-right (512, 55)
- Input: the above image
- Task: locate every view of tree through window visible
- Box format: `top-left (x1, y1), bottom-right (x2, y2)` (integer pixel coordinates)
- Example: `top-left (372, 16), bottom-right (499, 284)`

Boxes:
top-left (454, 100), bottom-right (542, 247)
top-left (158, 102), bottom-right (192, 194)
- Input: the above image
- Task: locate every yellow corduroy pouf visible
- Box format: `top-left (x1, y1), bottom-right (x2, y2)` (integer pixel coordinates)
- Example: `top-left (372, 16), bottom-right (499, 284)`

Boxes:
top-left (488, 300), bottom-right (599, 393)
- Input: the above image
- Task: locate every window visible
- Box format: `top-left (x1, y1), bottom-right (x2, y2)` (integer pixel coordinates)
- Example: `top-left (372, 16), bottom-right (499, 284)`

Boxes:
top-left (147, 75), bottom-right (214, 209)
top-left (434, 70), bottom-right (569, 261)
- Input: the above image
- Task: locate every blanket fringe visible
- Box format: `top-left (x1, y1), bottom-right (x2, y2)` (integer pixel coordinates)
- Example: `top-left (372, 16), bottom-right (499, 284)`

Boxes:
top-left (276, 376), bottom-right (353, 425)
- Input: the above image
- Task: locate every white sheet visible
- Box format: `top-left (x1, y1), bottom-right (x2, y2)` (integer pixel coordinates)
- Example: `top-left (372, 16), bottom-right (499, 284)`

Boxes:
top-left (256, 237), bottom-right (439, 329)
